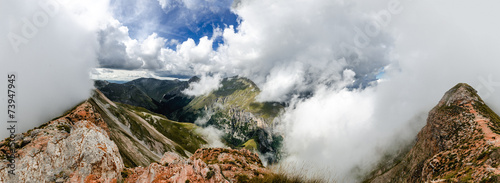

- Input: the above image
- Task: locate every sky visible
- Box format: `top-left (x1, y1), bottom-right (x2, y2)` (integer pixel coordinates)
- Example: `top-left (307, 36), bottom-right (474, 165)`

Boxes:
top-left (2, 0), bottom-right (500, 181)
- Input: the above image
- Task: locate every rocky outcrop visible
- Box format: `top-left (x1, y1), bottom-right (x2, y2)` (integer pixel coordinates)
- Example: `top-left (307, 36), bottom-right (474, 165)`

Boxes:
top-left (0, 102), bottom-right (123, 183)
top-left (368, 83), bottom-right (500, 182)
top-left (123, 148), bottom-right (272, 183)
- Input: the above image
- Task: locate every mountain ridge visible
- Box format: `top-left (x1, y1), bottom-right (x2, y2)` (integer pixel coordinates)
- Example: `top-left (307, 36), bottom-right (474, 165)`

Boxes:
top-left (367, 83), bottom-right (500, 182)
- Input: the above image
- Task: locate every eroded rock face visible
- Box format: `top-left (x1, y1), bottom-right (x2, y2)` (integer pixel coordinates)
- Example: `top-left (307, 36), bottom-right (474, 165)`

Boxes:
top-left (369, 83), bottom-right (500, 182)
top-left (0, 102), bottom-right (123, 183)
top-left (124, 148), bottom-right (271, 183)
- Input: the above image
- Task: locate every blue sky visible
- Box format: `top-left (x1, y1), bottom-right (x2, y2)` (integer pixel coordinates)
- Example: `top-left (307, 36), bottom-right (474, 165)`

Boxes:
top-left (110, 0), bottom-right (239, 49)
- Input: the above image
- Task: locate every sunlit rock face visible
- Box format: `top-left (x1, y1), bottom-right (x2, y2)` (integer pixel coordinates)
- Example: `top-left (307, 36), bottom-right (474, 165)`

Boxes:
top-left (0, 102), bottom-right (123, 183)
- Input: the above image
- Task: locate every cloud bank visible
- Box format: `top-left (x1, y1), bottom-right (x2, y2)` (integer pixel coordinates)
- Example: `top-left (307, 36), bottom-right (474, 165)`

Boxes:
top-left (276, 0), bottom-right (500, 181)
top-left (1, 0), bottom-right (111, 139)
top-left (96, 0), bottom-right (395, 102)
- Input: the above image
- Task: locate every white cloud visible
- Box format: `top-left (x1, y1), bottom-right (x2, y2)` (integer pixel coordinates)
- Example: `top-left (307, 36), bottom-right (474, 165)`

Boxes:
top-left (182, 74), bottom-right (222, 96)
top-left (158, 0), bottom-right (233, 13)
top-left (201, 0), bottom-right (393, 101)
top-left (1, 0), bottom-right (112, 139)
top-left (97, 19), bottom-right (171, 70)
top-left (177, 37), bottom-right (214, 63)
top-left (195, 126), bottom-right (226, 148)
top-left (101, 0), bottom-right (393, 102)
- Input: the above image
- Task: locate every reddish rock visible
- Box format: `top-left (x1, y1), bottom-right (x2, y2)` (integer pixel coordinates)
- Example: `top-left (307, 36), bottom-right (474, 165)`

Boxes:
top-left (369, 83), bottom-right (500, 183)
top-left (0, 101), bottom-right (123, 183)
top-left (124, 148), bottom-right (271, 183)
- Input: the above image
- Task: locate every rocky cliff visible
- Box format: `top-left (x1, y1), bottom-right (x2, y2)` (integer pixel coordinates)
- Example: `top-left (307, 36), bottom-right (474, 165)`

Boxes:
top-left (181, 76), bottom-right (283, 156)
top-left (0, 101), bottom-right (123, 183)
top-left (368, 83), bottom-right (500, 182)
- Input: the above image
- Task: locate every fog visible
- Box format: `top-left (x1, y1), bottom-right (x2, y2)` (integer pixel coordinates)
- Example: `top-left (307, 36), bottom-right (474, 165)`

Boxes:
top-left (0, 0), bottom-right (110, 139)
top-left (276, 0), bottom-right (500, 180)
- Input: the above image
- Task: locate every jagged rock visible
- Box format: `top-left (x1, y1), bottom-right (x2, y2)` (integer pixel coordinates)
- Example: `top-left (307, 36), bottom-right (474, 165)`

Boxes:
top-left (124, 148), bottom-right (271, 183)
top-left (160, 152), bottom-right (183, 165)
top-left (0, 102), bottom-right (123, 183)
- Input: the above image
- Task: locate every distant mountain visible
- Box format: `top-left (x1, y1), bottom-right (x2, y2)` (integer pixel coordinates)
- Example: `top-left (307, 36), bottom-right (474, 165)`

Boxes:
top-left (126, 78), bottom-right (189, 102)
top-left (366, 83), bottom-right (500, 182)
top-left (95, 80), bottom-right (160, 111)
top-left (95, 76), bottom-right (285, 162)
top-left (94, 78), bottom-right (194, 119)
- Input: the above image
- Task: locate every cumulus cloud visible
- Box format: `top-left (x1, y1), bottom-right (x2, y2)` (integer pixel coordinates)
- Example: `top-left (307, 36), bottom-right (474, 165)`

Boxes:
top-left (153, 0), bottom-right (393, 102)
top-left (1, 0), bottom-right (111, 139)
top-left (99, 0), bottom-right (394, 101)
top-left (109, 0), bottom-right (165, 40)
top-left (97, 19), bottom-right (170, 70)
top-left (95, 15), bottom-right (221, 77)
top-left (182, 73), bottom-right (222, 96)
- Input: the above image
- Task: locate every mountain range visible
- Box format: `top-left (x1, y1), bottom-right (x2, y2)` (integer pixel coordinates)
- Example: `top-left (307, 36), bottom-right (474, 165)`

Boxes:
top-left (1, 79), bottom-right (500, 182)
top-left (95, 76), bottom-right (284, 162)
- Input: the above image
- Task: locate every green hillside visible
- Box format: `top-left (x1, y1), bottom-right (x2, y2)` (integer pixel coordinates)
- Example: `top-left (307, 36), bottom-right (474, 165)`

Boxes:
top-left (90, 90), bottom-right (207, 168)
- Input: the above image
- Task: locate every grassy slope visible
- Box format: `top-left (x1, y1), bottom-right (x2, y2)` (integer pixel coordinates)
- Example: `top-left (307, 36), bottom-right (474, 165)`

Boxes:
top-left (96, 81), bottom-right (158, 111)
top-left (126, 78), bottom-right (186, 102)
top-left (241, 139), bottom-right (258, 151)
top-left (91, 90), bottom-right (207, 168)
top-left (119, 103), bottom-right (207, 153)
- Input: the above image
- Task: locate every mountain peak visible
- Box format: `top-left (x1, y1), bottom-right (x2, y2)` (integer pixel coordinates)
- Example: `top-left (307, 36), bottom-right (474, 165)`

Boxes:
top-left (188, 76), bottom-right (201, 83)
top-left (438, 83), bottom-right (480, 108)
